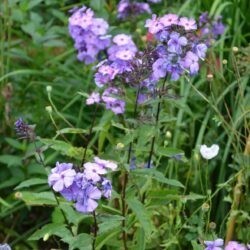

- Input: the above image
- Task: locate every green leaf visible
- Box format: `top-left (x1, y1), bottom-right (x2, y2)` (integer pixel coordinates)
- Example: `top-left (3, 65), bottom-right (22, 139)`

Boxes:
top-left (14, 178), bottom-right (47, 190)
top-left (95, 229), bottom-right (120, 250)
top-left (28, 223), bottom-right (71, 241)
top-left (98, 215), bottom-right (123, 235)
top-left (131, 168), bottom-right (184, 188)
top-left (156, 146), bottom-right (185, 158)
top-left (39, 138), bottom-right (92, 160)
top-left (18, 191), bottom-right (56, 206)
top-left (5, 137), bottom-right (24, 150)
top-left (56, 128), bottom-right (88, 136)
top-left (0, 155), bottom-right (22, 167)
top-left (59, 203), bottom-right (91, 225)
top-left (126, 197), bottom-right (154, 239)
top-left (65, 233), bottom-right (92, 250)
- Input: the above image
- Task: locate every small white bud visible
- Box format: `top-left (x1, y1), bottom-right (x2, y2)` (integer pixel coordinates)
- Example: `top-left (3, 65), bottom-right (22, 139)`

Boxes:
top-left (46, 85), bottom-right (52, 92)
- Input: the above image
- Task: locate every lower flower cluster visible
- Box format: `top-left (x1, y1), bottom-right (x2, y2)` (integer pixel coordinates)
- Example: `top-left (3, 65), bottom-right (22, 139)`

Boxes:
top-left (48, 157), bottom-right (117, 213)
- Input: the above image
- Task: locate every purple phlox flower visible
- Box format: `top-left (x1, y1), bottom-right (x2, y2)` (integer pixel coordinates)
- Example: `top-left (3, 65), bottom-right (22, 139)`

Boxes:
top-left (160, 13), bottom-right (179, 27)
top-left (75, 184), bottom-right (102, 213)
top-left (102, 87), bottom-right (120, 103)
top-left (129, 156), bottom-right (136, 170)
top-left (86, 92), bottom-right (100, 105)
top-left (138, 93), bottom-right (148, 104)
top-left (152, 58), bottom-right (167, 79)
top-left (90, 18), bottom-right (109, 35)
top-left (105, 99), bottom-right (126, 114)
top-left (113, 34), bottom-right (133, 46)
top-left (179, 17), bottom-right (197, 30)
top-left (225, 241), bottom-right (247, 250)
top-left (101, 178), bottom-right (112, 198)
top-left (0, 243), bottom-right (11, 250)
top-left (147, 0), bottom-right (162, 3)
top-left (83, 162), bottom-right (107, 183)
top-left (182, 51), bottom-right (199, 75)
top-left (145, 14), bottom-right (164, 34)
top-left (212, 17), bottom-right (225, 36)
top-left (117, 0), bottom-right (151, 19)
top-left (14, 118), bottom-right (35, 139)
top-left (48, 162), bottom-right (76, 192)
top-left (115, 48), bottom-right (135, 60)
top-left (204, 238), bottom-right (224, 250)
top-left (95, 64), bottom-right (118, 87)
top-left (68, 6), bottom-right (110, 64)
top-left (167, 32), bottom-right (187, 54)
top-left (69, 7), bottom-right (94, 29)
top-left (199, 12), bottom-right (209, 26)
top-left (101, 87), bottom-right (125, 114)
top-left (195, 43), bottom-right (207, 60)
top-left (94, 156), bottom-right (118, 171)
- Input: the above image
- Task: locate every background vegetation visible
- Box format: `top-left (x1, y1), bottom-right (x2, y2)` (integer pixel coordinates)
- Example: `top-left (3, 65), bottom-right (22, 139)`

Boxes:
top-left (0, 0), bottom-right (249, 249)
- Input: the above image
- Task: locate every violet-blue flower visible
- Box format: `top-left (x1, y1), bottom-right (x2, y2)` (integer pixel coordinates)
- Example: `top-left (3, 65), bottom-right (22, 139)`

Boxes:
top-left (167, 32), bottom-right (187, 54)
top-left (101, 179), bottom-right (112, 199)
top-left (204, 238), bottom-right (224, 250)
top-left (225, 241), bottom-right (247, 250)
top-left (75, 184), bottom-right (102, 213)
top-left (83, 162), bottom-right (107, 183)
top-left (48, 162), bottom-right (76, 192)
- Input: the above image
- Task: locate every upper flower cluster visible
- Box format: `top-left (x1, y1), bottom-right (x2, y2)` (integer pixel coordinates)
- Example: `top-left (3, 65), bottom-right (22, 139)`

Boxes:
top-left (117, 0), bottom-right (151, 19)
top-left (144, 13), bottom-right (208, 84)
top-left (68, 6), bottom-right (110, 64)
top-left (86, 34), bottom-right (138, 114)
top-left (48, 158), bottom-right (117, 213)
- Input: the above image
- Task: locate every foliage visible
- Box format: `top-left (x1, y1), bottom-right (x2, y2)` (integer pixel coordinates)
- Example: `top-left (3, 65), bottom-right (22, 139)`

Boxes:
top-left (0, 0), bottom-right (249, 249)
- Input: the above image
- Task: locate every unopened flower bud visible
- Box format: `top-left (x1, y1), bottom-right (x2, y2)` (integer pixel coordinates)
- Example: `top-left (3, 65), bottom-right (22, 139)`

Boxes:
top-left (45, 106), bottom-right (52, 113)
top-left (232, 46), bottom-right (238, 53)
top-left (46, 85), bottom-right (52, 92)
top-left (15, 192), bottom-right (22, 199)
top-left (222, 59), bottom-right (227, 64)
top-left (202, 202), bottom-right (210, 212)
top-left (207, 74), bottom-right (213, 80)
top-left (116, 142), bottom-right (124, 150)
top-left (43, 233), bottom-right (50, 241)
top-left (165, 131), bottom-right (172, 139)
top-left (209, 222), bottom-right (216, 229)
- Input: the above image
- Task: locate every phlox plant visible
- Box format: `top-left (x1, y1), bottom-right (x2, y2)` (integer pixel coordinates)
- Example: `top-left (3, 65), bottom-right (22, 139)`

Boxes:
top-left (1, 0), bottom-right (250, 250)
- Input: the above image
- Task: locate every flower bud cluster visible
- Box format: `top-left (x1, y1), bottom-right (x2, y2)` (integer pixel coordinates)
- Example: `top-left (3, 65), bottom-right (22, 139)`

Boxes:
top-left (68, 6), bottom-right (110, 64)
top-left (48, 158), bottom-right (117, 213)
top-left (198, 12), bottom-right (225, 45)
top-left (117, 0), bottom-right (151, 19)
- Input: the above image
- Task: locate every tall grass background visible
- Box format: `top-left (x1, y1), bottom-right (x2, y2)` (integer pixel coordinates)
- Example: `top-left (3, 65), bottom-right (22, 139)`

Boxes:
top-left (0, 0), bottom-right (249, 249)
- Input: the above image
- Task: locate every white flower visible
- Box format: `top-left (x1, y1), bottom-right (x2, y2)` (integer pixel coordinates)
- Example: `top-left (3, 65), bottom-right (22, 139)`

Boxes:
top-left (200, 144), bottom-right (219, 160)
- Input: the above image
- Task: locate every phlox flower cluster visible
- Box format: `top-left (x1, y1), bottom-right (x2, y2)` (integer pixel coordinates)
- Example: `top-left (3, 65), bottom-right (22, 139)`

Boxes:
top-left (204, 239), bottom-right (249, 250)
top-left (48, 158), bottom-right (117, 213)
top-left (117, 0), bottom-right (151, 19)
top-left (68, 6), bottom-right (110, 64)
top-left (198, 12), bottom-right (225, 46)
top-left (143, 13), bottom-right (208, 85)
top-left (86, 34), bottom-right (138, 114)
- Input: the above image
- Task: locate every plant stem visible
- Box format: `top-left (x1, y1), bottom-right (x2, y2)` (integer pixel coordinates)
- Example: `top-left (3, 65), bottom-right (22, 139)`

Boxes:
top-left (121, 85), bottom-right (141, 250)
top-left (146, 80), bottom-right (166, 168)
top-left (81, 104), bottom-right (98, 167)
top-left (92, 211), bottom-right (97, 250)
top-left (225, 134), bottom-right (250, 243)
